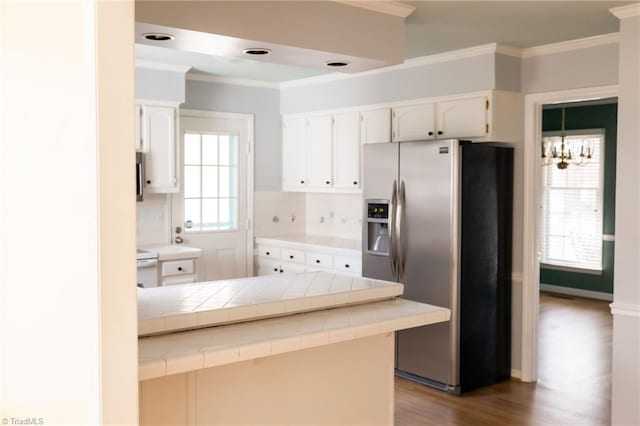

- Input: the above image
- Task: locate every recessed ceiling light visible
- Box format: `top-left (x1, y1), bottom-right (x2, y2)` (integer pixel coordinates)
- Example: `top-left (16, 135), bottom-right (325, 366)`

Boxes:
top-left (325, 61), bottom-right (349, 68)
top-left (143, 33), bottom-right (175, 41)
top-left (243, 48), bottom-right (272, 56)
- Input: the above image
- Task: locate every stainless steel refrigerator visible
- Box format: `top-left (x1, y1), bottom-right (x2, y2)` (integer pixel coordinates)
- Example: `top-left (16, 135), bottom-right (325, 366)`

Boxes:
top-left (362, 139), bottom-right (513, 394)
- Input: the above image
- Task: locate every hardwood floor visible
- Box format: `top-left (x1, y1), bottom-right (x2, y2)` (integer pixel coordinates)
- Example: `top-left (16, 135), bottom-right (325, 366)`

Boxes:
top-left (395, 292), bottom-right (612, 425)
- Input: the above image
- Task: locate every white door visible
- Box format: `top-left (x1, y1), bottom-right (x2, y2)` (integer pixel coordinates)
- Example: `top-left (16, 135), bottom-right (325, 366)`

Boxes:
top-left (172, 113), bottom-right (251, 281)
top-left (307, 115), bottom-right (333, 189)
top-left (333, 112), bottom-right (361, 189)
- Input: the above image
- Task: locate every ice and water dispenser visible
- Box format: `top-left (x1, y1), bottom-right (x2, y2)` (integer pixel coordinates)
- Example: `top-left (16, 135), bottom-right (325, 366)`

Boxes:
top-left (366, 200), bottom-right (390, 256)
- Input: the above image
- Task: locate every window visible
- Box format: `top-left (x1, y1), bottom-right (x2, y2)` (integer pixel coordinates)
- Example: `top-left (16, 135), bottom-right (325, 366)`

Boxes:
top-left (540, 130), bottom-right (604, 271)
top-left (183, 132), bottom-right (238, 232)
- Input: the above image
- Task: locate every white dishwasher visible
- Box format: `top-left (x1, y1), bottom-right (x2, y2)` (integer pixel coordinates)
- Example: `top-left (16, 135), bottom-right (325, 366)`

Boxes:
top-left (137, 249), bottom-right (159, 288)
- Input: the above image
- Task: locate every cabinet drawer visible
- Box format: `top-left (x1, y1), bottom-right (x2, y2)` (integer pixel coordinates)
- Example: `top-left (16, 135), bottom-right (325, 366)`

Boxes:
top-left (282, 248), bottom-right (305, 264)
top-left (306, 252), bottom-right (333, 269)
top-left (334, 255), bottom-right (362, 274)
top-left (162, 259), bottom-right (194, 277)
top-left (258, 245), bottom-right (281, 259)
top-left (257, 258), bottom-right (281, 276)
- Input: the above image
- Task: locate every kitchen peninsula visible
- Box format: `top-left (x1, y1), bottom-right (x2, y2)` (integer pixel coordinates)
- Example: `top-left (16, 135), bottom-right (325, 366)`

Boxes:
top-left (138, 272), bottom-right (450, 425)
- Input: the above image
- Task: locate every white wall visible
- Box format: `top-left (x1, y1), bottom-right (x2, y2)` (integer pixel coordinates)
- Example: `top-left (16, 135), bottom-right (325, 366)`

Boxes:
top-left (254, 191), bottom-right (306, 237)
top-left (610, 10), bottom-right (640, 425)
top-left (136, 67), bottom-right (186, 103)
top-left (184, 79), bottom-right (282, 191)
top-left (0, 1), bottom-right (137, 423)
top-left (280, 53), bottom-right (497, 114)
top-left (521, 43), bottom-right (619, 94)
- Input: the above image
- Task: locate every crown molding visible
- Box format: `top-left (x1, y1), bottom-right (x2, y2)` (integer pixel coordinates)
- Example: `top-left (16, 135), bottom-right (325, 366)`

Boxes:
top-left (135, 59), bottom-right (192, 74)
top-left (333, 1), bottom-right (416, 18)
top-left (610, 3), bottom-right (640, 19)
top-left (520, 32), bottom-right (619, 58)
top-left (186, 72), bottom-right (280, 89)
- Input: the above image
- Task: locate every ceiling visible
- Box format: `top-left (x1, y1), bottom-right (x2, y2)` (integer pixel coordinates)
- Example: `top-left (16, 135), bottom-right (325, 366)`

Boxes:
top-left (135, 1), bottom-right (632, 83)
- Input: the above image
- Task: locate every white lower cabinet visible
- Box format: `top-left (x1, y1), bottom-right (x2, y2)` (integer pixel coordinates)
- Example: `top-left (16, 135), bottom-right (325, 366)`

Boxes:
top-left (255, 242), bottom-right (361, 277)
top-left (159, 258), bottom-right (198, 286)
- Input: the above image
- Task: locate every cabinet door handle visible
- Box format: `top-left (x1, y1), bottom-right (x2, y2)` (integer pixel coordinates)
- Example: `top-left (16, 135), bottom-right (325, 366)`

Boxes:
top-left (428, 131), bottom-right (434, 136)
top-left (279, 269), bottom-right (283, 273)
top-left (274, 268), bottom-right (278, 272)
top-left (316, 259), bottom-right (320, 264)
top-left (437, 131), bottom-right (443, 135)
top-left (146, 180), bottom-right (151, 184)
top-left (325, 181), bottom-right (330, 185)
top-left (177, 267), bottom-right (183, 271)
top-left (300, 180), bottom-right (305, 184)
top-left (289, 255), bottom-right (294, 259)
top-left (353, 181), bottom-right (358, 185)
top-left (266, 251), bottom-right (270, 255)
top-left (345, 264), bottom-right (350, 268)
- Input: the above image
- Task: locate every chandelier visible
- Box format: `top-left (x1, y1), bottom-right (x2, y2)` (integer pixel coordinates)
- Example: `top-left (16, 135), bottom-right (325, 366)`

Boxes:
top-left (541, 107), bottom-right (593, 169)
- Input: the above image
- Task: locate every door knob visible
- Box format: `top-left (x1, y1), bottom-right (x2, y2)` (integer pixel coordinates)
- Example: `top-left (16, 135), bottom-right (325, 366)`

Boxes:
top-left (174, 235), bottom-right (184, 244)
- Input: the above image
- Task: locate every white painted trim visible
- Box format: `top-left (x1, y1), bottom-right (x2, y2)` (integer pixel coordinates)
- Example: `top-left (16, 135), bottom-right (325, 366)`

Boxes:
top-left (603, 234), bottom-right (615, 242)
top-left (187, 72), bottom-right (280, 90)
top-left (522, 84), bottom-right (619, 384)
top-left (178, 109), bottom-right (255, 277)
top-left (610, 302), bottom-right (640, 317)
top-left (520, 33), bottom-right (620, 59)
top-left (136, 59), bottom-right (192, 74)
top-left (540, 284), bottom-right (613, 301)
top-left (333, 0), bottom-right (416, 18)
top-left (512, 272), bottom-right (523, 283)
top-left (610, 4), bottom-right (640, 19)
top-left (511, 369), bottom-right (522, 379)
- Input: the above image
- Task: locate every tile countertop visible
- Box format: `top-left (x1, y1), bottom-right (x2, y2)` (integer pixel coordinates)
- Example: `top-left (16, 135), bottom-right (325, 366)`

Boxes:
top-left (138, 244), bottom-right (203, 261)
top-left (139, 298), bottom-right (451, 381)
top-left (138, 271), bottom-right (403, 336)
top-left (255, 235), bottom-right (361, 256)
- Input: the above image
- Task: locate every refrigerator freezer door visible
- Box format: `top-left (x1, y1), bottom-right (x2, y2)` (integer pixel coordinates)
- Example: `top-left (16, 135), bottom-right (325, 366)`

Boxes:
top-left (395, 140), bottom-right (458, 388)
top-left (362, 143), bottom-right (399, 283)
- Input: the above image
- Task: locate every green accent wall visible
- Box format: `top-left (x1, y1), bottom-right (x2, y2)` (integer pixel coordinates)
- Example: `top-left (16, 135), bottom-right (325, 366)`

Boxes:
top-left (540, 102), bottom-right (617, 294)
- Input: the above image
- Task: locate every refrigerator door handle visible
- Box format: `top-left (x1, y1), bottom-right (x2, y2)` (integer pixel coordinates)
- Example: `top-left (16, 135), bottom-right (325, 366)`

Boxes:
top-left (389, 180), bottom-right (398, 280)
top-left (397, 180), bottom-right (407, 280)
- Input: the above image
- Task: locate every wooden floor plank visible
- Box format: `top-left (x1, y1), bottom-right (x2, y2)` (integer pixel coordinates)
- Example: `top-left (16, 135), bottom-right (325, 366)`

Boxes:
top-left (395, 292), bottom-right (612, 425)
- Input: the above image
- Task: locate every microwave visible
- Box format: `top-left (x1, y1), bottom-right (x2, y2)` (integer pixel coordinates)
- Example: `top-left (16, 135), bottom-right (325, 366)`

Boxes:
top-left (136, 152), bottom-right (145, 202)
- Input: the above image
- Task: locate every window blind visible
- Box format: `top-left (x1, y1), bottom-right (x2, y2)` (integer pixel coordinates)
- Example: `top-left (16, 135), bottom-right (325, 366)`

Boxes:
top-left (540, 131), bottom-right (604, 271)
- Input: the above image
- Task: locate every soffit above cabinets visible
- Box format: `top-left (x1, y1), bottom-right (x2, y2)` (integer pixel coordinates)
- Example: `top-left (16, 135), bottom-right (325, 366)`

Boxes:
top-left (135, 1), bottom-right (410, 74)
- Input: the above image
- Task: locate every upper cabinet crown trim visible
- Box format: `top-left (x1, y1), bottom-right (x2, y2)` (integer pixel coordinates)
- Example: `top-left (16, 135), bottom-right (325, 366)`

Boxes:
top-left (136, 60), bottom-right (192, 74)
top-left (332, 1), bottom-right (416, 18)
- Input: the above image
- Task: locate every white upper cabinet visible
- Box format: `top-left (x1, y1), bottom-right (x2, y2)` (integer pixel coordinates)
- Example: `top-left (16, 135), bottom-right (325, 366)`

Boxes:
top-left (306, 115), bottom-right (333, 189)
top-left (392, 103), bottom-right (436, 142)
top-left (436, 96), bottom-right (488, 139)
top-left (361, 108), bottom-right (391, 144)
top-left (282, 116), bottom-right (308, 190)
top-left (333, 112), bottom-right (361, 189)
top-left (142, 105), bottom-right (178, 193)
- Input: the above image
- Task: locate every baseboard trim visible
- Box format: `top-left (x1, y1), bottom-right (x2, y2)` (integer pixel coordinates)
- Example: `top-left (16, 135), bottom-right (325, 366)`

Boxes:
top-left (540, 283), bottom-right (613, 301)
top-left (510, 369), bottom-right (522, 379)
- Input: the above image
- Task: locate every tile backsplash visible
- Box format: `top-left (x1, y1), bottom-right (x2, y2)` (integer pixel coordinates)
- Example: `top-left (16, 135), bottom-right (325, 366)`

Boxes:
top-left (137, 194), bottom-right (171, 245)
top-left (254, 191), bottom-right (306, 237)
top-left (305, 193), bottom-right (362, 241)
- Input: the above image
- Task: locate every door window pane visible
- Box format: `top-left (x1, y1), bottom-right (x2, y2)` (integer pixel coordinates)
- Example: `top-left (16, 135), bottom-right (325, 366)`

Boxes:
top-left (183, 131), bottom-right (238, 232)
